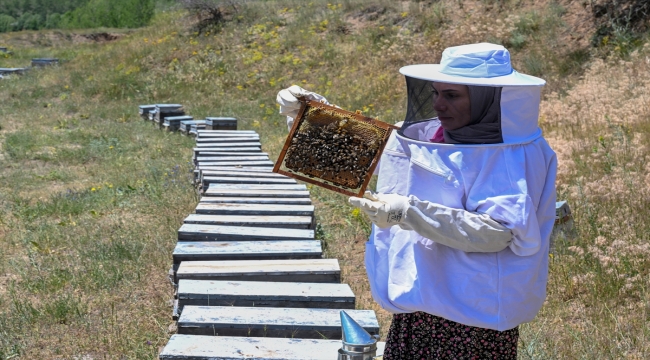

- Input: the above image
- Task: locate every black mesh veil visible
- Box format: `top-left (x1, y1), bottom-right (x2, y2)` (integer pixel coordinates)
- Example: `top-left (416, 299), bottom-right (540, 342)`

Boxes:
top-left (398, 74), bottom-right (506, 143)
top-left (400, 76), bottom-right (436, 138)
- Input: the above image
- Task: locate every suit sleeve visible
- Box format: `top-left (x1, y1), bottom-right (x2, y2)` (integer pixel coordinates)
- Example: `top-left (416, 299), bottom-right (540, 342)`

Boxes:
top-left (400, 196), bottom-right (514, 253)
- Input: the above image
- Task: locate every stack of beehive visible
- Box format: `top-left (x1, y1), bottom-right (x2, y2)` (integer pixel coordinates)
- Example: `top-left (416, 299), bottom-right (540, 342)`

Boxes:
top-left (142, 110), bottom-right (387, 359)
top-left (138, 105), bottom-right (240, 135)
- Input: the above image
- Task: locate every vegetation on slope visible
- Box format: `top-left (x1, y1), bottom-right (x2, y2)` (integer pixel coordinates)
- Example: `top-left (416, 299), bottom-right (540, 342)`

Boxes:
top-left (0, 0), bottom-right (649, 358)
top-left (0, 0), bottom-right (158, 33)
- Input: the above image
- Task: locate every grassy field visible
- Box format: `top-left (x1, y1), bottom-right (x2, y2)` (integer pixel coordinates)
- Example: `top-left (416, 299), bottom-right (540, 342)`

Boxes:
top-left (1, 0), bottom-right (649, 358)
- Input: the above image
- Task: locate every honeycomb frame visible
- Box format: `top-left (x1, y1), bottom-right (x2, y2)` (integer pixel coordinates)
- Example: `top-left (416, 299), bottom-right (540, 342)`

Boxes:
top-left (273, 100), bottom-right (397, 197)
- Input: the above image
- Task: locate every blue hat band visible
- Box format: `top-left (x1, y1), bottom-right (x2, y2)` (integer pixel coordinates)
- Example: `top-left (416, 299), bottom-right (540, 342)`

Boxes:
top-left (439, 48), bottom-right (514, 78)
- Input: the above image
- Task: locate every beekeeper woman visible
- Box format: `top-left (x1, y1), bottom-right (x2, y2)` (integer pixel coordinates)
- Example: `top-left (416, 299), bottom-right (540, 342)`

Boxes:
top-left (347, 43), bottom-right (557, 359)
top-left (277, 42), bottom-right (556, 359)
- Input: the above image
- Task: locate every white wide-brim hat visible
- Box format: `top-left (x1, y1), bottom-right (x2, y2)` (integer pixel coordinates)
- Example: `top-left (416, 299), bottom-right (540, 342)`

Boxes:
top-left (399, 43), bottom-right (545, 87)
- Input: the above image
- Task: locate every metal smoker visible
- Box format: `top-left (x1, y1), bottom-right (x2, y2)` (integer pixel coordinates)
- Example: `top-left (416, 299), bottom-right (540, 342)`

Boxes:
top-left (338, 310), bottom-right (382, 360)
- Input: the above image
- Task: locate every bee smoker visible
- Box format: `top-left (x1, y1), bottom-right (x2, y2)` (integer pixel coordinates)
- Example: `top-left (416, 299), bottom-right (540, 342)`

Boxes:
top-left (338, 311), bottom-right (383, 360)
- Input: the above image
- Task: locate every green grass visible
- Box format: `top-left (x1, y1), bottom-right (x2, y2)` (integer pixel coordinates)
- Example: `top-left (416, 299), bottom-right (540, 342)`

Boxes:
top-left (1, 0), bottom-right (650, 358)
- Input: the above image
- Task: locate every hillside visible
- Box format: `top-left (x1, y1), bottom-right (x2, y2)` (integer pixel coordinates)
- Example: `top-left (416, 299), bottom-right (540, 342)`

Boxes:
top-left (1, 0), bottom-right (650, 358)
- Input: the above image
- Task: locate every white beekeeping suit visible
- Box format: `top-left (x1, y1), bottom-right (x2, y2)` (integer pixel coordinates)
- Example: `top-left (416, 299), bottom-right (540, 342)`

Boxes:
top-left (356, 43), bottom-right (557, 331)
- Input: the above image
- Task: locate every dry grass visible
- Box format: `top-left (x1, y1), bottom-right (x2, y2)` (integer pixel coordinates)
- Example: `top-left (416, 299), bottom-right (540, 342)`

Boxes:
top-left (522, 43), bottom-right (650, 359)
top-left (1, 0), bottom-right (649, 358)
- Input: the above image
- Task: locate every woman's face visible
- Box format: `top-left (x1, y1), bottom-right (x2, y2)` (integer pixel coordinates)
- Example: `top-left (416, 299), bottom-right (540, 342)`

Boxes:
top-left (432, 82), bottom-right (471, 130)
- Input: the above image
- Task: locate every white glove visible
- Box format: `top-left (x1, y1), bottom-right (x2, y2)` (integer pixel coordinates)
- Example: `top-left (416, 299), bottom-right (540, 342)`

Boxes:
top-left (276, 85), bottom-right (329, 130)
top-left (349, 191), bottom-right (410, 228)
top-left (349, 191), bottom-right (514, 252)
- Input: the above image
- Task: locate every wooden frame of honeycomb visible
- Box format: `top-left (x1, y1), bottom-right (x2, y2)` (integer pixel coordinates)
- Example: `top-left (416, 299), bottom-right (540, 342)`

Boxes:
top-left (273, 100), bottom-right (398, 197)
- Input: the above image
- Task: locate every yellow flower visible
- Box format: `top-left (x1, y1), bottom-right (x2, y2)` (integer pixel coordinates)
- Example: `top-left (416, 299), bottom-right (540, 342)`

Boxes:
top-left (351, 208), bottom-right (361, 217)
top-left (259, 104), bottom-right (265, 108)
top-left (91, 187), bottom-right (96, 192)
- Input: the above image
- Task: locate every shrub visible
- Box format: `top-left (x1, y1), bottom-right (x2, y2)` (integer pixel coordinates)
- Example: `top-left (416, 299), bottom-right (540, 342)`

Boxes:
top-left (178, 0), bottom-right (240, 33)
top-left (61, 0), bottom-right (155, 29)
top-left (591, 0), bottom-right (650, 53)
top-left (0, 14), bottom-right (15, 32)
top-left (0, 0), bottom-right (155, 32)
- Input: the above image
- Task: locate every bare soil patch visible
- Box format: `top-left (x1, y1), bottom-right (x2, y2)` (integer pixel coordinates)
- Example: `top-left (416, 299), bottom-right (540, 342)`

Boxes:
top-left (0, 30), bottom-right (128, 48)
top-left (75, 32), bottom-right (125, 44)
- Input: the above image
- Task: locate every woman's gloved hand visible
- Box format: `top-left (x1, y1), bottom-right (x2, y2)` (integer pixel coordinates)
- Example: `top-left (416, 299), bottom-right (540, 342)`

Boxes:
top-left (276, 85), bottom-right (329, 130)
top-left (350, 191), bottom-right (514, 252)
top-left (349, 191), bottom-right (410, 228)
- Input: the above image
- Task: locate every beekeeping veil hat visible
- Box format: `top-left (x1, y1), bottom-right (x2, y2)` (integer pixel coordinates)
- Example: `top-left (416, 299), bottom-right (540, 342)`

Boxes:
top-left (399, 43), bottom-right (546, 144)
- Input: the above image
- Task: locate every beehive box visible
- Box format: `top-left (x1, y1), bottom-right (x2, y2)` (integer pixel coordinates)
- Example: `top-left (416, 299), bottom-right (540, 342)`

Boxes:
top-left (274, 101), bottom-right (396, 197)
